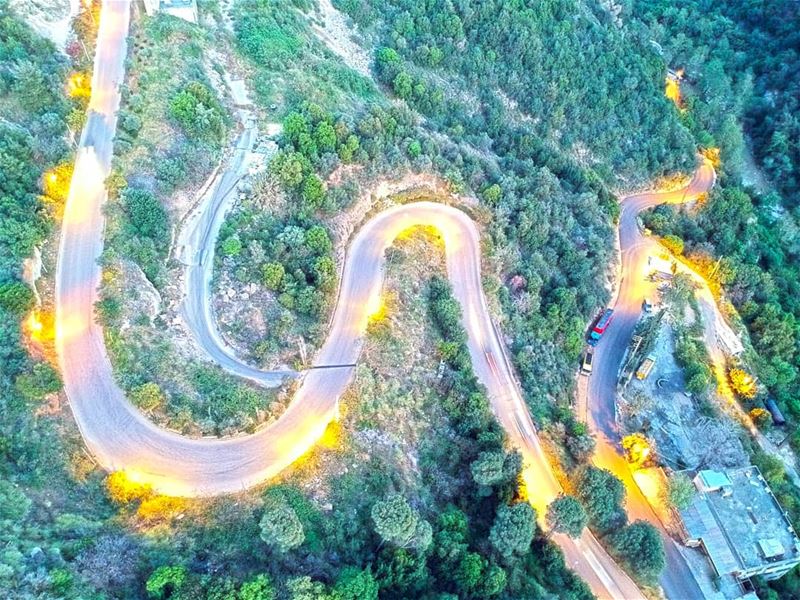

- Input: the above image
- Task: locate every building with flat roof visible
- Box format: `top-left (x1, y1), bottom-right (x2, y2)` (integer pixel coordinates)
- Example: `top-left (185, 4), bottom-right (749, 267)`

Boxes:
top-left (679, 467), bottom-right (800, 582)
top-left (142, 0), bottom-right (198, 24)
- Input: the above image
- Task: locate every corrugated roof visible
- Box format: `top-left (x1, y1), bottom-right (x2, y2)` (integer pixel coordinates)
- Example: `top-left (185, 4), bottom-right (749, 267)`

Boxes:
top-left (683, 495), bottom-right (741, 576)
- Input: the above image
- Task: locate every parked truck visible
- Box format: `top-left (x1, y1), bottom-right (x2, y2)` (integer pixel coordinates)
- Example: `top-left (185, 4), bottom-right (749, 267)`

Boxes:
top-left (636, 355), bottom-right (656, 380)
top-left (588, 308), bottom-right (614, 346)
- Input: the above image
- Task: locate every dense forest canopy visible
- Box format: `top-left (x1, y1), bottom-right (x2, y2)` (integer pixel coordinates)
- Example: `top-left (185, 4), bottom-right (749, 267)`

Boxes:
top-left (633, 0), bottom-right (800, 207)
top-left (336, 0), bottom-right (696, 183)
top-left (4, 0), bottom-right (800, 596)
top-left (633, 0), bottom-right (800, 457)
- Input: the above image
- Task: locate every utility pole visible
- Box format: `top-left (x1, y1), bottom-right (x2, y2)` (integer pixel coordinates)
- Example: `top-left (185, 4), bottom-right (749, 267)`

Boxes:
top-left (708, 255), bottom-right (723, 280)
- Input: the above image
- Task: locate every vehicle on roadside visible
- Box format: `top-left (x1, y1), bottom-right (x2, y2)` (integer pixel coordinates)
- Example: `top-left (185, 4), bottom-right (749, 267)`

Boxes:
top-left (635, 355), bottom-right (655, 380)
top-left (588, 308), bottom-right (614, 346)
top-left (766, 397), bottom-right (786, 426)
top-left (581, 348), bottom-right (594, 374)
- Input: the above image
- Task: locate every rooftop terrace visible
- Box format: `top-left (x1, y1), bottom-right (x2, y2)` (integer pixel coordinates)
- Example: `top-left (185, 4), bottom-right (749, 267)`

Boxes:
top-left (681, 467), bottom-right (800, 578)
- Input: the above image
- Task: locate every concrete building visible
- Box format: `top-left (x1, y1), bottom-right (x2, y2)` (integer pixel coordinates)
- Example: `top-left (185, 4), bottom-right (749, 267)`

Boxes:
top-left (142, 0), bottom-right (198, 24)
top-left (679, 467), bottom-right (800, 585)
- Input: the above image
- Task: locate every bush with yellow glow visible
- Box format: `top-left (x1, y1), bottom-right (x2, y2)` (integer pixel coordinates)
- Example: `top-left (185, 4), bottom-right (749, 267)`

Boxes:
top-left (106, 471), bottom-right (153, 505)
top-left (729, 368), bottom-right (757, 399)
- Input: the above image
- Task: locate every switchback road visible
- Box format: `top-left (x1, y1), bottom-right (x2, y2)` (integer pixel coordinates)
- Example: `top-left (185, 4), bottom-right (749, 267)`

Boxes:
top-left (50, 2), bottom-right (708, 598)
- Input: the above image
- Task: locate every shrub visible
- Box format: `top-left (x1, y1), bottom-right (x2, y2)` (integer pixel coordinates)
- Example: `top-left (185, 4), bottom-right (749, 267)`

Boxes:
top-left (663, 473), bottom-right (695, 510)
top-left (121, 187), bottom-right (169, 248)
top-left (146, 565), bottom-right (188, 599)
top-left (130, 382), bottom-right (166, 412)
top-left (260, 495), bottom-right (305, 552)
top-left (168, 81), bottom-right (225, 143)
top-left (221, 235), bottom-right (243, 257)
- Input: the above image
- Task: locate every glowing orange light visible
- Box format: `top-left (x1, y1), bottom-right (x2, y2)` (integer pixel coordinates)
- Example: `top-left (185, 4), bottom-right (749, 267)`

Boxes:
top-left (367, 297), bottom-right (387, 323)
top-left (700, 147), bottom-right (721, 168)
top-left (26, 311), bottom-right (44, 340)
top-left (106, 470), bottom-right (154, 504)
top-left (665, 77), bottom-right (682, 108)
top-left (67, 73), bottom-right (91, 98)
top-left (622, 433), bottom-right (652, 468)
top-left (729, 367), bottom-right (757, 399)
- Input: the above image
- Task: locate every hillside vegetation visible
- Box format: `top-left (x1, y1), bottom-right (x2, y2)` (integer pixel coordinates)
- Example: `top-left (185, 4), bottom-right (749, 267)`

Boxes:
top-left (10, 0), bottom-right (800, 596)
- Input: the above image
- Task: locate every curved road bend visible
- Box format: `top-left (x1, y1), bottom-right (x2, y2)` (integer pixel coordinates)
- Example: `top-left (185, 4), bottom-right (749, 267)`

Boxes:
top-left (587, 162), bottom-right (716, 600)
top-left (57, 2), bottom-right (643, 598)
top-left (177, 119), bottom-right (294, 387)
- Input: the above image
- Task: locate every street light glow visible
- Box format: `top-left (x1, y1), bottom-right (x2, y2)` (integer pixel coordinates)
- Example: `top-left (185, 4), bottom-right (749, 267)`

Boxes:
top-left (67, 73), bottom-right (91, 98)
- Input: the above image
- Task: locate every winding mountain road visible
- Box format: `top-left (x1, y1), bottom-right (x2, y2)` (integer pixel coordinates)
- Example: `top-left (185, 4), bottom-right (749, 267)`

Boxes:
top-left (56, 2), bottom-right (721, 599)
top-left (585, 161), bottom-right (715, 600)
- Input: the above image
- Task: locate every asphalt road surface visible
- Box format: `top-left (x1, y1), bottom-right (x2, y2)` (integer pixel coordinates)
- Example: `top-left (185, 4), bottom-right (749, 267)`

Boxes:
top-left (586, 162), bottom-right (716, 600)
top-left (176, 118), bottom-right (294, 388)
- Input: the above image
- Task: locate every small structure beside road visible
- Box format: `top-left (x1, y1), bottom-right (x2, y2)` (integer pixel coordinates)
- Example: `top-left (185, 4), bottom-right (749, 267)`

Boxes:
top-left (142, 0), bottom-right (198, 23)
top-left (678, 467), bottom-right (800, 591)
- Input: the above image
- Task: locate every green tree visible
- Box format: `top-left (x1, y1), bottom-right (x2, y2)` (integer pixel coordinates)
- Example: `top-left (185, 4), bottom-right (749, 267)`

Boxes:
top-left (146, 565), bottom-right (188, 599)
top-left (331, 567), bottom-right (378, 600)
top-left (0, 281), bottom-right (34, 314)
top-left (305, 225), bottom-right (332, 254)
top-left (575, 466), bottom-right (626, 533)
top-left (662, 234), bottom-right (685, 256)
top-left (393, 71), bottom-right (413, 100)
top-left (168, 81), bottom-right (225, 142)
top-left (239, 574), bottom-right (275, 600)
top-left (608, 521), bottom-right (665, 584)
top-left (260, 495), bottom-right (305, 552)
top-left (301, 175), bottom-right (326, 209)
top-left (481, 184), bottom-right (502, 205)
top-left (470, 451), bottom-right (506, 486)
top-left (339, 134), bottom-right (360, 162)
top-left (375, 47), bottom-right (402, 80)
top-left (314, 121), bottom-right (337, 153)
top-left (286, 576), bottom-right (330, 600)
top-left (271, 151), bottom-right (309, 188)
top-left (371, 495), bottom-right (418, 547)
top-left (566, 430), bottom-right (596, 462)
top-left (222, 235), bottom-right (243, 257)
top-left (546, 495), bottom-right (587, 538)
top-left (283, 112), bottom-right (310, 146)
top-left (489, 503), bottom-right (536, 559)
top-left (262, 262), bottom-right (285, 291)
top-left (313, 256), bottom-right (336, 291)
top-left (453, 552), bottom-right (483, 594)
top-left (480, 563), bottom-right (507, 597)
